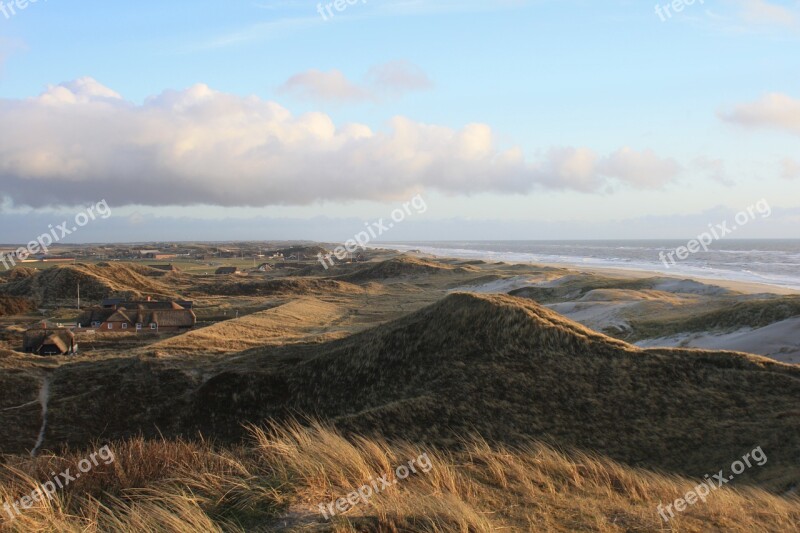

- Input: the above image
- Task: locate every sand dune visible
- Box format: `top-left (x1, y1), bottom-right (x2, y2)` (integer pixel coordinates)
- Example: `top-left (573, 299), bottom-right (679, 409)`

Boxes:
top-left (143, 298), bottom-right (349, 355)
top-left (339, 256), bottom-right (475, 282)
top-left (460, 269), bottom-right (800, 364)
top-left (637, 316), bottom-right (800, 364)
top-left (0, 262), bottom-right (179, 304)
top-left (0, 295), bottom-right (35, 317)
top-left (1, 253), bottom-right (799, 532)
top-left (198, 277), bottom-right (368, 297)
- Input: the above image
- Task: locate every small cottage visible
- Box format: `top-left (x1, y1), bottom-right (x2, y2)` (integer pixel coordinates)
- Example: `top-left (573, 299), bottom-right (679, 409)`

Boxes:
top-left (23, 327), bottom-right (77, 356)
top-left (78, 301), bottom-right (196, 332)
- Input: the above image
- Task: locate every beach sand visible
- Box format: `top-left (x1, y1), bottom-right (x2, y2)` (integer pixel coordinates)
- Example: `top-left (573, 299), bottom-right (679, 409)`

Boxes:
top-left (539, 262), bottom-right (800, 296)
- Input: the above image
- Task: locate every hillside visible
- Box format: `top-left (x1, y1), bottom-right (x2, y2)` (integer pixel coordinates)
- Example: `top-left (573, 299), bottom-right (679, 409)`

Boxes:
top-left (223, 292), bottom-right (800, 489)
top-left (199, 277), bottom-right (367, 297)
top-left (0, 423), bottom-right (797, 532)
top-left (337, 256), bottom-right (475, 282)
top-left (0, 263), bottom-right (180, 305)
top-left (142, 298), bottom-right (351, 355)
top-left (2, 293), bottom-right (798, 495)
top-left (0, 295), bottom-right (35, 317)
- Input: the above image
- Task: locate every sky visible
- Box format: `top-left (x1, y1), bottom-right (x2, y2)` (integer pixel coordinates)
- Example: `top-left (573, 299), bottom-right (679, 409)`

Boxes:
top-left (0, 0), bottom-right (799, 243)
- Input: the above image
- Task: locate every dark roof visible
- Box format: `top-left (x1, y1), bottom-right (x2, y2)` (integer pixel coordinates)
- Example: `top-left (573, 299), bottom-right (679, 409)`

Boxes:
top-left (42, 333), bottom-right (69, 353)
top-left (78, 306), bottom-right (196, 328)
top-left (215, 267), bottom-right (238, 274)
top-left (23, 328), bottom-right (75, 354)
top-left (148, 264), bottom-right (180, 272)
top-left (106, 309), bottom-right (134, 323)
top-left (78, 308), bottom-right (117, 325)
top-left (102, 300), bottom-right (193, 310)
top-left (119, 301), bottom-right (187, 310)
top-left (131, 309), bottom-right (196, 327)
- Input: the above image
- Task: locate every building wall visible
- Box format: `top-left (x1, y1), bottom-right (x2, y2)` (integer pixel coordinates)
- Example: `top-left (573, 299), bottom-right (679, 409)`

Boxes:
top-left (93, 320), bottom-right (187, 332)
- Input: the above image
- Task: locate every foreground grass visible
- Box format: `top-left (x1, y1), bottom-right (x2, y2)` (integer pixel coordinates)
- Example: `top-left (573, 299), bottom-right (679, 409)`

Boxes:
top-left (0, 423), bottom-right (798, 532)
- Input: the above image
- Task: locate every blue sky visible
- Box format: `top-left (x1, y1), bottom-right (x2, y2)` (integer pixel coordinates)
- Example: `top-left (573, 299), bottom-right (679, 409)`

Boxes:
top-left (0, 0), bottom-right (799, 242)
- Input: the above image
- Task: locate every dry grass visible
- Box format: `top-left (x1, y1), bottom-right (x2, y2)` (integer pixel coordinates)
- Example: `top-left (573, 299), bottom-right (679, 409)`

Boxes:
top-left (338, 257), bottom-right (475, 283)
top-left (199, 279), bottom-right (367, 298)
top-left (0, 423), bottom-right (797, 532)
top-left (141, 298), bottom-right (350, 355)
top-left (0, 263), bottom-right (179, 305)
top-left (0, 297), bottom-right (35, 319)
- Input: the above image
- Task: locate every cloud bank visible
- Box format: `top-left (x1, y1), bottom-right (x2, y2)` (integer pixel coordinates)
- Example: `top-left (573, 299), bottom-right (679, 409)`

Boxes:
top-left (278, 61), bottom-right (433, 102)
top-left (720, 92), bottom-right (800, 135)
top-left (735, 0), bottom-right (799, 28)
top-left (0, 78), bottom-right (680, 208)
top-left (783, 158), bottom-right (800, 179)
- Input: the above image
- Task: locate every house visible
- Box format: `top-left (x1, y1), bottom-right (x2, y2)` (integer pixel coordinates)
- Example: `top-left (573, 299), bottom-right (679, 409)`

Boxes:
top-left (148, 264), bottom-right (181, 272)
top-left (78, 302), bottom-right (196, 332)
top-left (137, 250), bottom-right (177, 260)
top-left (137, 249), bottom-right (161, 258)
top-left (215, 266), bottom-right (239, 275)
top-left (216, 249), bottom-right (239, 259)
top-left (101, 298), bottom-right (194, 310)
top-left (23, 327), bottom-right (77, 356)
top-left (256, 263), bottom-right (273, 272)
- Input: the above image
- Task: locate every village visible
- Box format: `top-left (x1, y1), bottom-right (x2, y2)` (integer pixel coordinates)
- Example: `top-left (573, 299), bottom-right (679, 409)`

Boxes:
top-left (5, 242), bottom-right (371, 357)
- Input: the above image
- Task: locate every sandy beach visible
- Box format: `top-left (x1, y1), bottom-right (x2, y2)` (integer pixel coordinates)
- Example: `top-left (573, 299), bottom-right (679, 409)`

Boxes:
top-left (537, 263), bottom-right (800, 296)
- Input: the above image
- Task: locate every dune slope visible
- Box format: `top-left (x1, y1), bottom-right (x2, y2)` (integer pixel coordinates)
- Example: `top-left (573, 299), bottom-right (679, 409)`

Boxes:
top-left (1, 423), bottom-right (798, 532)
top-left (1, 293), bottom-right (799, 493)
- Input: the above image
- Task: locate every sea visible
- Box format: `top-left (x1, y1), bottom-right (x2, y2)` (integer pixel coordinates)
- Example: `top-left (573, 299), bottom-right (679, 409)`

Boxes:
top-left (373, 240), bottom-right (800, 291)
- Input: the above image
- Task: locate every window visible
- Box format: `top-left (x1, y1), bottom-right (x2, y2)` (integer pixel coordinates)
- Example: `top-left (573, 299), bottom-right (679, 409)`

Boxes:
top-left (91, 321), bottom-right (100, 328)
top-left (136, 323), bottom-right (142, 330)
top-left (108, 323), bottom-right (113, 329)
top-left (121, 323), bottom-right (128, 329)
top-left (150, 323), bottom-right (157, 329)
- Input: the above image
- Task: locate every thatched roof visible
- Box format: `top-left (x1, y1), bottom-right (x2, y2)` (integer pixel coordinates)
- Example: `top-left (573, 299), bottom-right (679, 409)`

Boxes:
top-left (42, 333), bottom-right (69, 354)
top-left (122, 301), bottom-right (187, 310)
top-left (102, 299), bottom-right (193, 310)
top-left (148, 264), bottom-right (180, 272)
top-left (78, 305), bottom-right (196, 328)
top-left (23, 328), bottom-right (75, 354)
top-left (78, 307), bottom-right (117, 326)
top-left (130, 309), bottom-right (196, 328)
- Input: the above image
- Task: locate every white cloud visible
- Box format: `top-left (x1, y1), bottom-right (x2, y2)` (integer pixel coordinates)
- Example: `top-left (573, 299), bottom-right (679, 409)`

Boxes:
top-left (698, 1), bottom-right (800, 35)
top-left (694, 156), bottom-right (734, 186)
top-left (720, 93), bottom-right (800, 135)
top-left (278, 61), bottom-right (433, 103)
top-left (598, 147), bottom-right (681, 189)
top-left (735, 0), bottom-right (799, 28)
top-left (0, 78), bottom-right (681, 208)
top-left (782, 157), bottom-right (800, 179)
top-left (277, 69), bottom-right (371, 102)
top-left (367, 60), bottom-right (434, 93)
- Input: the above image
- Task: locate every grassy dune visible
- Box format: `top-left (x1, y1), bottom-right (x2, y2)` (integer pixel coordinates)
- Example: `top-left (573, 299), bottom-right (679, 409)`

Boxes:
top-left (0, 423), bottom-right (797, 532)
top-left (628, 296), bottom-right (800, 341)
top-left (1, 256), bottom-right (799, 530)
top-left (0, 263), bottom-right (179, 305)
top-left (142, 298), bottom-right (351, 355)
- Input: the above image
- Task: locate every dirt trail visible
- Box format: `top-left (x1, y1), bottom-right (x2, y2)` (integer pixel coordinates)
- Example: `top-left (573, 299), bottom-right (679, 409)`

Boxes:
top-left (31, 375), bottom-right (51, 456)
